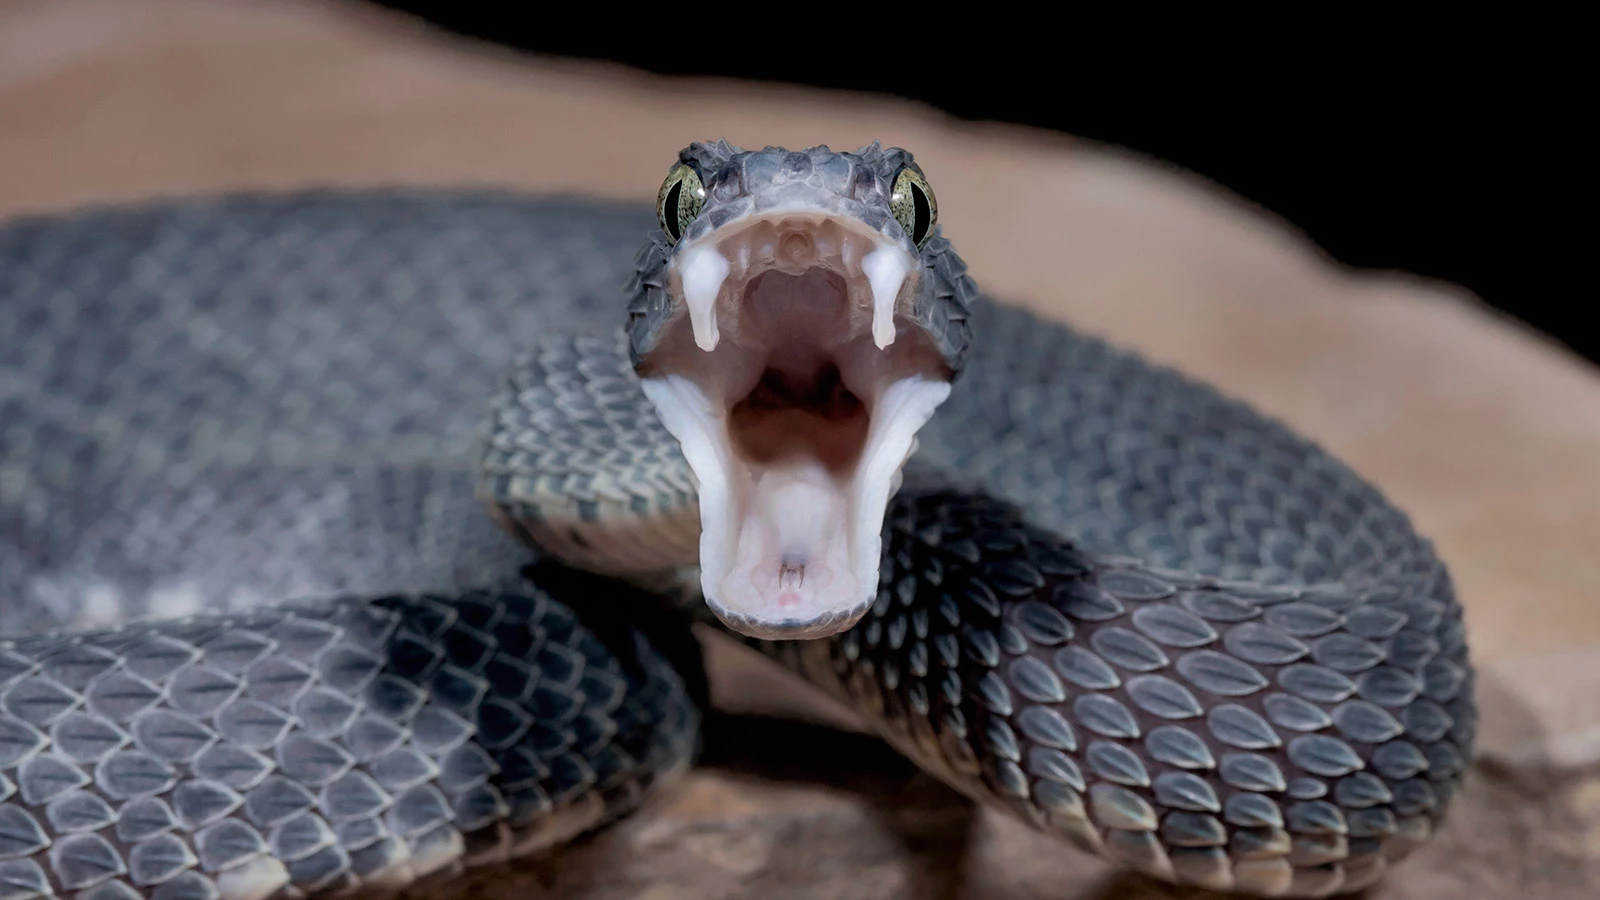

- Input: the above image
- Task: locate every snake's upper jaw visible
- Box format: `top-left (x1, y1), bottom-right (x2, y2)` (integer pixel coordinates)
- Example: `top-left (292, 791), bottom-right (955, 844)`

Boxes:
top-left (673, 211), bottom-right (911, 355)
top-left (638, 212), bottom-right (954, 640)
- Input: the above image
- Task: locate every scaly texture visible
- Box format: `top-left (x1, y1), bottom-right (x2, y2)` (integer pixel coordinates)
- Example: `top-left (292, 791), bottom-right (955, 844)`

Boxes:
top-left (484, 321), bottom-right (1475, 895)
top-left (0, 590), bottom-right (698, 899)
top-left (0, 185), bottom-right (1474, 898)
top-left (756, 484), bottom-right (1473, 897)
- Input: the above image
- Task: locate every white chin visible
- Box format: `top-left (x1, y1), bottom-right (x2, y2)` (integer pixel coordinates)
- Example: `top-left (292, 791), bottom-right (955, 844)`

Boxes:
top-left (641, 373), bottom-right (950, 639)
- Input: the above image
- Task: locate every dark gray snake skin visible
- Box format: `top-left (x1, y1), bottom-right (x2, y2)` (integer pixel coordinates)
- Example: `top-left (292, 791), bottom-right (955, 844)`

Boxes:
top-left (0, 171), bottom-right (1474, 898)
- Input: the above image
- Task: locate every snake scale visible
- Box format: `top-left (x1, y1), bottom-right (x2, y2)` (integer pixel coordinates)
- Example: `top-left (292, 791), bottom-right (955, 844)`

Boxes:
top-left (0, 142), bottom-right (1475, 899)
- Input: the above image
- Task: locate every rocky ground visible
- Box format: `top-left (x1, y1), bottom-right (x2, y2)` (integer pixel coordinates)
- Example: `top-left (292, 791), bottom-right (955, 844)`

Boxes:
top-left (2, 1), bottom-right (1597, 896)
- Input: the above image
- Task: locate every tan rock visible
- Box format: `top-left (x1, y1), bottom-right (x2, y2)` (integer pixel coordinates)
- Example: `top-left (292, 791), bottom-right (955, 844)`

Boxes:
top-left (2, 0), bottom-right (1596, 895)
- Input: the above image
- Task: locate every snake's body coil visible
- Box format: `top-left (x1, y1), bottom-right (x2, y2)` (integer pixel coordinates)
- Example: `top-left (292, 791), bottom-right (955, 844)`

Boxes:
top-left (762, 487), bottom-right (1472, 896)
top-left (0, 172), bottom-right (1474, 899)
top-left (0, 591), bottom-right (697, 899)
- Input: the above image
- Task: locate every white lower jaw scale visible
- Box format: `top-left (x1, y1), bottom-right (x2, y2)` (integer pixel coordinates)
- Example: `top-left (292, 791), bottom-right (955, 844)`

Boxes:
top-left (678, 244), bottom-right (730, 351)
top-left (638, 375), bottom-right (737, 590)
top-left (861, 247), bottom-right (909, 349)
top-left (850, 375), bottom-right (953, 582)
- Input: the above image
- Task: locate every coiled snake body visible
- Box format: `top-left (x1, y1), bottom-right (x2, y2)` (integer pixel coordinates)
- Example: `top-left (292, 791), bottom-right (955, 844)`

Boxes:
top-left (0, 143), bottom-right (1474, 899)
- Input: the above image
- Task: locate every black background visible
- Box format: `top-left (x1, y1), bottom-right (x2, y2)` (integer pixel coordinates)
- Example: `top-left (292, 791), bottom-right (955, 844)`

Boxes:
top-left (368, 5), bottom-right (1584, 365)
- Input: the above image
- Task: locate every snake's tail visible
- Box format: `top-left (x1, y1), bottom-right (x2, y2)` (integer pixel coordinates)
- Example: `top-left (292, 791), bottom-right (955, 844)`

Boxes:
top-left (750, 485), bottom-right (1475, 899)
top-left (0, 584), bottom-right (700, 898)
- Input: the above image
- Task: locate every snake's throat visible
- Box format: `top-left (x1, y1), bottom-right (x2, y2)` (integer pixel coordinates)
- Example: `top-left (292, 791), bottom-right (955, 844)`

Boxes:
top-left (638, 212), bottom-right (952, 638)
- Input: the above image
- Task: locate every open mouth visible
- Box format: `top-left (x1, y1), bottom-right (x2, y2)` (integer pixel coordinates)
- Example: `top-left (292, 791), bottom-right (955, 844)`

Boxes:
top-left (638, 212), bottom-right (952, 639)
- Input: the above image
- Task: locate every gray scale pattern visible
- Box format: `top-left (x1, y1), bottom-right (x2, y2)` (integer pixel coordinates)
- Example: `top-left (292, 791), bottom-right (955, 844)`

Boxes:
top-left (756, 486), bottom-right (1473, 898)
top-left (0, 591), bottom-right (697, 897)
top-left (2, 174), bottom-right (1474, 898)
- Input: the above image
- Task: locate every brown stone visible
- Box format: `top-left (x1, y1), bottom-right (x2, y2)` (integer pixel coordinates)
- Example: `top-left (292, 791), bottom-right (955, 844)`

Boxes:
top-left (2, 0), bottom-right (1597, 895)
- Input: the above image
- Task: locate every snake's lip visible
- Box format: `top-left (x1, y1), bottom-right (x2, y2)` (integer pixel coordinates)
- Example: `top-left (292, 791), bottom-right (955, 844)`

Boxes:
top-left (706, 596), bottom-right (872, 641)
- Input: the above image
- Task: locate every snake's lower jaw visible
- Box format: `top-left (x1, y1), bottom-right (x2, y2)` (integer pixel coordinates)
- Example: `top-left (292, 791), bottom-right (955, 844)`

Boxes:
top-left (642, 372), bottom-right (951, 639)
top-left (705, 594), bottom-right (875, 641)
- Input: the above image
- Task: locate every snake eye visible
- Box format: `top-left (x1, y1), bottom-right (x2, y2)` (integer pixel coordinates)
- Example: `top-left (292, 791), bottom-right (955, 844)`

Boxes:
top-left (656, 164), bottom-right (706, 245)
top-left (890, 167), bottom-right (938, 249)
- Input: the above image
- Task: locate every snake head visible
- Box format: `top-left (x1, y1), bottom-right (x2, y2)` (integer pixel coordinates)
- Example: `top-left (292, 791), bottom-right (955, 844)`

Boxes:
top-left (625, 142), bottom-right (979, 640)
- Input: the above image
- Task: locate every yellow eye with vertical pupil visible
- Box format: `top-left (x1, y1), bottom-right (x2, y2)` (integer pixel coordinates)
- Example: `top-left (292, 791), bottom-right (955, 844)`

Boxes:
top-left (656, 164), bottom-right (706, 245)
top-left (890, 167), bottom-right (938, 249)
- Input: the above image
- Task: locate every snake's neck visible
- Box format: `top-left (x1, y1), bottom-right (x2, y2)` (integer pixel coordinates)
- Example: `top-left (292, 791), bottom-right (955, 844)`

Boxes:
top-left (639, 215), bottom-right (952, 640)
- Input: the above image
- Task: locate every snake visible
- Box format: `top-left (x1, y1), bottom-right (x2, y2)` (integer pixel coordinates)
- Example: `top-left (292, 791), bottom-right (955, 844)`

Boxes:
top-left (0, 141), bottom-right (1475, 899)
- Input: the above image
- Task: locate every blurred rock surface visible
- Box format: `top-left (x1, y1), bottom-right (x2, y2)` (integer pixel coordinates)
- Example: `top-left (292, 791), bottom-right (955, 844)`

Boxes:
top-left (2, 1), bottom-right (1596, 896)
